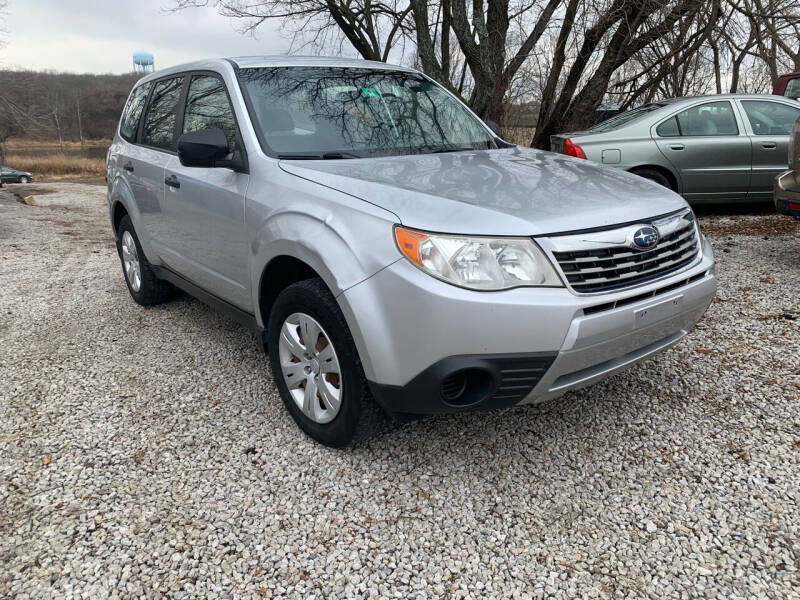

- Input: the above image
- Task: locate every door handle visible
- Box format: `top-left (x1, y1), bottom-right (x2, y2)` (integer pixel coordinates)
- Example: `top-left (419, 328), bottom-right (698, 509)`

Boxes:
top-left (165, 174), bottom-right (181, 189)
top-left (123, 162), bottom-right (134, 172)
top-left (761, 142), bottom-right (777, 149)
top-left (669, 144), bottom-right (685, 151)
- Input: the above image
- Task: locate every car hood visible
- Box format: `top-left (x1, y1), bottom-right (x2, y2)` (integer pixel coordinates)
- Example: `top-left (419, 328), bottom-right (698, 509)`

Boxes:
top-left (279, 146), bottom-right (687, 236)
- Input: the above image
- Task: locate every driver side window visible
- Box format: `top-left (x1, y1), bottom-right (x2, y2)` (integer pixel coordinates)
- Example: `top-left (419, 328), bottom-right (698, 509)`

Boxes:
top-left (182, 75), bottom-right (238, 151)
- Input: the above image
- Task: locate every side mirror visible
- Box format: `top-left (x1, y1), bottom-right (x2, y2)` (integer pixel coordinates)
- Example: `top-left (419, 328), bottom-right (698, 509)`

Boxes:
top-left (178, 128), bottom-right (230, 167)
top-left (485, 120), bottom-right (503, 137)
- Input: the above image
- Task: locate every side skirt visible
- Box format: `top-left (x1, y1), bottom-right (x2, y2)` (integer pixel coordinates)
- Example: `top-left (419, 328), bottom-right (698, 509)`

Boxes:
top-left (151, 265), bottom-right (264, 337)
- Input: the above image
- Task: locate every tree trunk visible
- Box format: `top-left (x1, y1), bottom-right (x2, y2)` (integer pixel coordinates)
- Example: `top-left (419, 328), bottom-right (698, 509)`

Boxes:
top-left (76, 93), bottom-right (85, 151)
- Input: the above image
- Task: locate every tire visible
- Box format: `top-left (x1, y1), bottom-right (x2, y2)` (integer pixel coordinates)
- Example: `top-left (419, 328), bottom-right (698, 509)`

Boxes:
top-left (19, 176), bottom-right (30, 184)
top-left (267, 278), bottom-right (388, 447)
top-left (116, 215), bottom-right (173, 306)
top-left (631, 168), bottom-right (673, 190)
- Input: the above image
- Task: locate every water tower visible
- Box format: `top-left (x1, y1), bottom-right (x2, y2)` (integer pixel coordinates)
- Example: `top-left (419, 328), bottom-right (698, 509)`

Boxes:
top-left (133, 51), bottom-right (155, 74)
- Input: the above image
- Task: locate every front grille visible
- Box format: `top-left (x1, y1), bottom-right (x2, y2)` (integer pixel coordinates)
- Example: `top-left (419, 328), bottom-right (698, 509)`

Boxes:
top-left (548, 210), bottom-right (700, 294)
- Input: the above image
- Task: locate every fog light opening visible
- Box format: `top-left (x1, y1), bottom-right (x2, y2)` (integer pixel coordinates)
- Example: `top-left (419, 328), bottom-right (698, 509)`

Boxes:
top-left (439, 368), bottom-right (494, 407)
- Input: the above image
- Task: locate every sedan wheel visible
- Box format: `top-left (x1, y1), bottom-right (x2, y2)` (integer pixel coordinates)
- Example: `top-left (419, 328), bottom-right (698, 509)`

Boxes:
top-left (278, 312), bottom-right (342, 424)
top-left (19, 176), bottom-right (30, 184)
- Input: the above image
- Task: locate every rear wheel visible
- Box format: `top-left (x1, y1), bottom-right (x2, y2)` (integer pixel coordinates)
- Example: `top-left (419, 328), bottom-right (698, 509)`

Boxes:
top-left (268, 278), bottom-right (388, 447)
top-left (116, 215), bottom-right (173, 306)
top-left (631, 168), bottom-right (673, 190)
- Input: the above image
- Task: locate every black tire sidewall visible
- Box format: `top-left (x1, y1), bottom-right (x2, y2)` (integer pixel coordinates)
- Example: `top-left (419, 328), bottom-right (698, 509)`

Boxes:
top-left (267, 281), bottom-right (363, 447)
top-left (633, 168), bottom-right (671, 190)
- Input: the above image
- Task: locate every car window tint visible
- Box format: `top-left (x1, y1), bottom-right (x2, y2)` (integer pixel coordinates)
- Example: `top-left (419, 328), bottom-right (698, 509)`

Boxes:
top-left (182, 75), bottom-right (237, 151)
top-left (142, 77), bottom-right (184, 150)
top-left (656, 117), bottom-right (680, 137)
top-left (588, 103), bottom-right (666, 133)
top-left (741, 100), bottom-right (800, 135)
top-left (785, 78), bottom-right (800, 98)
top-left (120, 83), bottom-right (151, 143)
top-left (238, 67), bottom-right (493, 157)
top-left (676, 101), bottom-right (738, 136)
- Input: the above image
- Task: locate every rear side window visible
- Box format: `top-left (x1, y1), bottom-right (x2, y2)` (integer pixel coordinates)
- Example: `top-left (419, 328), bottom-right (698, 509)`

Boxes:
top-left (588, 103), bottom-right (664, 133)
top-left (656, 117), bottom-right (680, 137)
top-left (182, 75), bottom-right (238, 150)
top-left (120, 83), bottom-right (151, 142)
top-left (676, 101), bottom-right (738, 136)
top-left (142, 77), bottom-right (184, 150)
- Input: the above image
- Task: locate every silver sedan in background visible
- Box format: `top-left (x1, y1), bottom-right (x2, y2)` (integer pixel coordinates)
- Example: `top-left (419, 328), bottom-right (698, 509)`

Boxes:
top-left (552, 94), bottom-right (800, 203)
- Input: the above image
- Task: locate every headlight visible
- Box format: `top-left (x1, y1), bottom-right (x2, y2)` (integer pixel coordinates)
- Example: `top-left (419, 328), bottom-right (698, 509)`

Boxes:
top-left (394, 226), bottom-right (563, 290)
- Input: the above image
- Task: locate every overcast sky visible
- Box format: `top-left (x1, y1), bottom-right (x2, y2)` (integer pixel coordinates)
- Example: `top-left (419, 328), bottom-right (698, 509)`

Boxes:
top-left (0, 0), bottom-right (296, 73)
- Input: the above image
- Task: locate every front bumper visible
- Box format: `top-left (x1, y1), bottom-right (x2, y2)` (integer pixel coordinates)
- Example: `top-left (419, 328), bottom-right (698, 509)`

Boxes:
top-left (774, 170), bottom-right (800, 217)
top-left (341, 235), bottom-right (716, 416)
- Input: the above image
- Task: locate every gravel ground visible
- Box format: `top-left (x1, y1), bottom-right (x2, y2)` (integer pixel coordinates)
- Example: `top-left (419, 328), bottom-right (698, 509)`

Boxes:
top-left (1, 183), bottom-right (798, 599)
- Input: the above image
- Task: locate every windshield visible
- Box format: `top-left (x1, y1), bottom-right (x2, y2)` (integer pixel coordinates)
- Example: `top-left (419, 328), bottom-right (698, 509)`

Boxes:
top-left (238, 67), bottom-right (495, 158)
top-left (589, 103), bottom-right (667, 133)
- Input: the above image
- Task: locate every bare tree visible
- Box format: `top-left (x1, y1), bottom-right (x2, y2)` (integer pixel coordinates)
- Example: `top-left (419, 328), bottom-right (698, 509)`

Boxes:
top-left (531, 0), bottom-right (710, 148)
top-left (170, 0), bottom-right (413, 62)
top-left (411, 0), bottom-right (562, 123)
top-left (170, 0), bottom-right (800, 145)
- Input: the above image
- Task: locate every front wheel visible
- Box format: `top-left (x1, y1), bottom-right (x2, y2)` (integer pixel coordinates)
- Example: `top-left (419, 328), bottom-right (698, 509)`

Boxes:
top-left (267, 278), bottom-right (388, 447)
top-left (19, 176), bottom-right (30, 184)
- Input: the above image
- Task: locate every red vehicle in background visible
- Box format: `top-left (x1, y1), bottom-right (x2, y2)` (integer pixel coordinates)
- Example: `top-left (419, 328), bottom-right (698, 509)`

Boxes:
top-left (774, 73), bottom-right (800, 99)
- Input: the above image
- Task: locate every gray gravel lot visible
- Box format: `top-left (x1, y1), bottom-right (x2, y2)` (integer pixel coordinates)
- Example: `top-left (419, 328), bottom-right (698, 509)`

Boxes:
top-left (1, 182), bottom-right (799, 599)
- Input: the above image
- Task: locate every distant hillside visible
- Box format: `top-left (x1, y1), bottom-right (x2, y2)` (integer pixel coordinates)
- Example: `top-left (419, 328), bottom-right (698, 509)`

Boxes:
top-left (0, 70), bottom-right (141, 145)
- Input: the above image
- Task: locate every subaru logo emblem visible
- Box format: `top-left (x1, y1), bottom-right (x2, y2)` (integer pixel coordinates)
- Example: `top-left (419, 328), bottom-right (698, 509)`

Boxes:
top-left (631, 226), bottom-right (660, 250)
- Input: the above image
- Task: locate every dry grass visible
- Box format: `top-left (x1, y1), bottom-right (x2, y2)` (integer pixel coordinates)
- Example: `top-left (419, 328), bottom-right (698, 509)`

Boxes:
top-left (5, 138), bottom-right (110, 151)
top-left (3, 152), bottom-right (106, 178)
top-left (502, 126), bottom-right (535, 147)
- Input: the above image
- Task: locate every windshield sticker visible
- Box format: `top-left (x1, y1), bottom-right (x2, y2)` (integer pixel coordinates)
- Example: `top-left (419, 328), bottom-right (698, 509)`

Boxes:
top-left (360, 87), bottom-right (381, 98)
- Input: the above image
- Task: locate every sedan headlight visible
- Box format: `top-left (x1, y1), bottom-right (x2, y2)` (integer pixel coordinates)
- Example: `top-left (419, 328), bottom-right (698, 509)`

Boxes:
top-left (394, 226), bottom-right (563, 290)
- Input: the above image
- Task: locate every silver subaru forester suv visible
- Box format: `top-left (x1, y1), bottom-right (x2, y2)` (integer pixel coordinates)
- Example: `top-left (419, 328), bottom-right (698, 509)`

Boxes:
top-left (107, 57), bottom-right (717, 447)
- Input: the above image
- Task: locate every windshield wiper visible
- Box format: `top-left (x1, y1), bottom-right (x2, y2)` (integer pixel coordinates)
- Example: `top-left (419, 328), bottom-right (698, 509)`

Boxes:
top-left (428, 146), bottom-right (479, 154)
top-left (416, 142), bottom-right (492, 154)
top-left (277, 152), bottom-right (362, 160)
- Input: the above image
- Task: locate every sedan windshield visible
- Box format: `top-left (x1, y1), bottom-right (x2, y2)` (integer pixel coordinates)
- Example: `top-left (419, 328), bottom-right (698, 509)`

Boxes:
top-left (238, 67), bottom-right (495, 158)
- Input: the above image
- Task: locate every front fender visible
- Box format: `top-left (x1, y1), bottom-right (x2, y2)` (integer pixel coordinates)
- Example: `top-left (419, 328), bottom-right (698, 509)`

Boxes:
top-left (249, 207), bottom-right (400, 328)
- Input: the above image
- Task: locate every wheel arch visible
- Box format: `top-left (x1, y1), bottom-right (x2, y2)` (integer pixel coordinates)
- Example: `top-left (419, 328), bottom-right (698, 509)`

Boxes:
top-left (258, 254), bottom-right (326, 330)
top-left (111, 200), bottom-right (129, 236)
top-left (107, 175), bottom-right (160, 266)
top-left (249, 209), bottom-right (398, 327)
top-left (629, 164), bottom-right (680, 192)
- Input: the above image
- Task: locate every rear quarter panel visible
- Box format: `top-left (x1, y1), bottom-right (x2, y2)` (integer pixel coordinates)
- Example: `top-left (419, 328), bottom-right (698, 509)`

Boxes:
top-left (106, 137), bottom-right (161, 261)
top-left (567, 131), bottom-right (680, 191)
